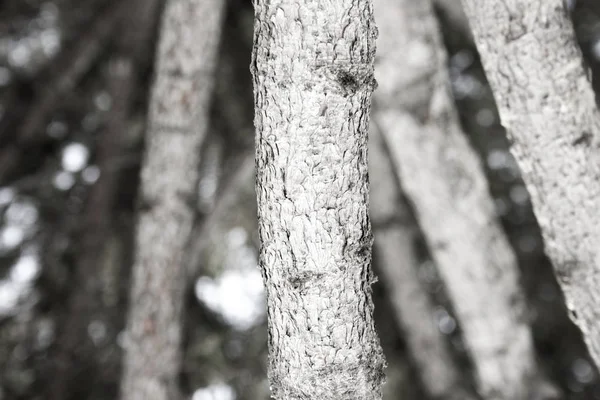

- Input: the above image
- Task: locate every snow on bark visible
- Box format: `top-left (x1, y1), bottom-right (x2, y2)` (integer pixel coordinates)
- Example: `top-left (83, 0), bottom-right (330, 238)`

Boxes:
top-left (372, 0), bottom-right (552, 398)
top-left (460, 0), bottom-right (600, 371)
top-left (251, 1), bottom-right (386, 398)
top-left (369, 126), bottom-right (476, 400)
top-left (120, 0), bottom-right (226, 399)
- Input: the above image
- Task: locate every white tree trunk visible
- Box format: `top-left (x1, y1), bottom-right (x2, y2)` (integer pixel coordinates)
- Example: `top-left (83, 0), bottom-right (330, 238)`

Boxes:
top-left (251, 1), bottom-right (386, 398)
top-left (372, 0), bottom-right (552, 398)
top-left (460, 0), bottom-right (600, 370)
top-left (120, 0), bottom-right (225, 399)
top-left (369, 126), bottom-right (476, 400)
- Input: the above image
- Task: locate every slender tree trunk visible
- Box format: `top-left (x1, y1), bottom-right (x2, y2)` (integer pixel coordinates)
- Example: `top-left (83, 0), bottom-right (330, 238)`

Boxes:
top-left (119, 0), bottom-right (226, 399)
top-left (369, 126), bottom-right (477, 400)
top-left (459, 0), bottom-right (600, 370)
top-left (372, 0), bottom-right (555, 398)
top-left (251, 1), bottom-right (385, 398)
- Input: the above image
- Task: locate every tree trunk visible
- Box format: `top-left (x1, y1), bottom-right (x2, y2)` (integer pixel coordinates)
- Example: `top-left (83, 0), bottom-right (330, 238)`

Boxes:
top-left (119, 0), bottom-right (226, 399)
top-left (372, 0), bottom-right (554, 398)
top-left (459, 0), bottom-right (600, 370)
top-left (251, 1), bottom-right (386, 398)
top-left (369, 126), bottom-right (477, 400)
top-left (432, 0), bottom-right (473, 41)
top-left (47, 0), bottom-right (161, 398)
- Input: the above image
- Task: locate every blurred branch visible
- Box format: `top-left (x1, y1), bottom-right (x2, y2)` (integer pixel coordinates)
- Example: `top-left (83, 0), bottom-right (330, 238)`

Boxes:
top-left (461, 0), bottom-right (600, 375)
top-left (373, 0), bottom-right (558, 397)
top-left (186, 150), bottom-right (254, 276)
top-left (185, 0), bottom-right (256, 277)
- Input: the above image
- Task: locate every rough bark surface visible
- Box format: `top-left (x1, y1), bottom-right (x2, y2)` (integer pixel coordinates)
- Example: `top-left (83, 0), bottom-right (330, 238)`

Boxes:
top-left (460, 0), bottom-right (600, 370)
top-left (119, 0), bottom-right (226, 399)
top-left (372, 0), bottom-right (549, 398)
top-left (251, 1), bottom-right (386, 398)
top-left (369, 127), bottom-right (476, 400)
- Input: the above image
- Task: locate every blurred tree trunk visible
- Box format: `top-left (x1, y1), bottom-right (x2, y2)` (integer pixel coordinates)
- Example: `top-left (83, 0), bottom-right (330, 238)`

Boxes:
top-left (372, 0), bottom-right (556, 398)
top-left (46, 0), bottom-right (162, 398)
top-left (369, 126), bottom-right (477, 400)
top-left (460, 0), bottom-right (600, 370)
top-left (570, 0), bottom-right (600, 103)
top-left (251, 0), bottom-right (385, 398)
top-left (119, 0), bottom-right (226, 399)
top-left (432, 0), bottom-right (472, 40)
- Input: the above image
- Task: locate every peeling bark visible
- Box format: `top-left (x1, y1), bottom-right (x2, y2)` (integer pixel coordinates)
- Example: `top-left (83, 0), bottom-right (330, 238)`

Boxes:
top-left (372, 0), bottom-right (554, 398)
top-left (251, 1), bottom-right (386, 398)
top-left (459, 0), bottom-right (600, 371)
top-left (119, 0), bottom-right (226, 399)
top-left (369, 126), bottom-right (477, 400)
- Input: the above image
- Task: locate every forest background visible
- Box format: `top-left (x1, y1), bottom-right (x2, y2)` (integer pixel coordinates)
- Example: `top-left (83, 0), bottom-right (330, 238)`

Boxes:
top-left (0, 0), bottom-right (599, 399)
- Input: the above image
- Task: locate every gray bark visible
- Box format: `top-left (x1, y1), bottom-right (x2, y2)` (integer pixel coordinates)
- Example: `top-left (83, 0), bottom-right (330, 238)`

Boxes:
top-left (119, 0), bottom-right (226, 399)
top-left (459, 0), bottom-right (600, 371)
top-left (369, 126), bottom-right (476, 400)
top-left (251, 0), bottom-right (386, 398)
top-left (372, 0), bottom-right (553, 398)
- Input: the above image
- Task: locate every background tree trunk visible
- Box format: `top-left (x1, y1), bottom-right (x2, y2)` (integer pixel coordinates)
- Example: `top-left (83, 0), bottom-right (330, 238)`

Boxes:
top-left (372, 0), bottom-right (554, 397)
top-left (46, 0), bottom-right (162, 398)
top-left (459, 0), bottom-right (600, 370)
top-left (251, 0), bottom-right (386, 398)
top-left (119, 0), bottom-right (226, 399)
top-left (432, 0), bottom-right (473, 41)
top-left (369, 125), bottom-right (477, 400)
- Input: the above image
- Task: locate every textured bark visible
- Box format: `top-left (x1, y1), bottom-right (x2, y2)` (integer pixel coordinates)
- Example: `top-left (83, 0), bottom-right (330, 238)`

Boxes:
top-left (459, 0), bottom-right (600, 371)
top-left (119, 0), bottom-right (226, 399)
top-left (188, 152), bottom-right (254, 274)
top-left (251, 1), bottom-right (385, 399)
top-left (372, 0), bottom-right (552, 398)
top-left (369, 126), bottom-right (477, 400)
